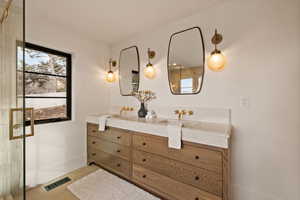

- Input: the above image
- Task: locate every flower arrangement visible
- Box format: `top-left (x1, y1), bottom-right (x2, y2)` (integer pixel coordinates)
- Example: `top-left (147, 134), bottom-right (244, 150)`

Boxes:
top-left (132, 90), bottom-right (156, 118)
top-left (132, 90), bottom-right (156, 103)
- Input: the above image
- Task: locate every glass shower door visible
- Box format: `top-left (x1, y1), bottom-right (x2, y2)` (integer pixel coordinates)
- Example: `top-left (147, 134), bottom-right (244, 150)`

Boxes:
top-left (0, 0), bottom-right (25, 200)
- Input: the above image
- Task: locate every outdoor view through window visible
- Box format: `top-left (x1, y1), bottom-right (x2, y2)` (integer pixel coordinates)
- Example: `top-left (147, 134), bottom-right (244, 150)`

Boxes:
top-left (17, 43), bottom-right (72, 124)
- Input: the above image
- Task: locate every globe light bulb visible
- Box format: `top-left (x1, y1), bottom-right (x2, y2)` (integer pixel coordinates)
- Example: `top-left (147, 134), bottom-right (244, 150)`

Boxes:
top-left (208, 51), bottom-right (227, 72)
top-left (105, 70), bottom-right (116, 83)
top-left (144, 63), bottom-right (156, 79)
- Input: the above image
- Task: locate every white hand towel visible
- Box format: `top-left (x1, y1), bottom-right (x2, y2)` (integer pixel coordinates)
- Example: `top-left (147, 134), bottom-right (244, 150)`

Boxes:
top-left (98, 115), bottom-right (111, 131)
top-left (167, 122), bottom-right (183, 149)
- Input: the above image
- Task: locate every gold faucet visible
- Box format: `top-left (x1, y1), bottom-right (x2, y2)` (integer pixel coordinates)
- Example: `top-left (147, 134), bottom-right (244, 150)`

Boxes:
top-left (120, 106), bottom-right (134, 115)
top-left (174, 109), bottom-right (194, 120)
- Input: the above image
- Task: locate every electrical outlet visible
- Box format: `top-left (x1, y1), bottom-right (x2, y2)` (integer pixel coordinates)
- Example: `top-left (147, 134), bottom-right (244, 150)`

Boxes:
top-left (240, 97), bottom-right (250, 108)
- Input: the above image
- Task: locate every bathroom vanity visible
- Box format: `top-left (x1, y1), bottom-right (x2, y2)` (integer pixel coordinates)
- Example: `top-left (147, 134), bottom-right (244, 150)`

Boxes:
top-left (86, 115), bottom-right (231, 200)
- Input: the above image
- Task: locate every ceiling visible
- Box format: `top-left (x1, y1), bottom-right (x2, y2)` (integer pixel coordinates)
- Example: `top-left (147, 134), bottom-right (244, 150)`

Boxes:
top-left (26, 0), bottom-right (221, 45)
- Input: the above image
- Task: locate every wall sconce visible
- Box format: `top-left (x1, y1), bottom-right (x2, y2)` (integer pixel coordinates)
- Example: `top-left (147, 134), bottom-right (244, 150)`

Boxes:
top-left (144, 48), bottom-right (156, 79)
top-left (105, 58), bottom-right (117, 83)
top-left (208, 29), bottom-right (227, 72)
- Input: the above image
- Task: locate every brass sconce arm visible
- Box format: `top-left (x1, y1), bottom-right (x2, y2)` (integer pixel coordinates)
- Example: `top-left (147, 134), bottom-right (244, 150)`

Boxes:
top-left (208, 29), bottom-right (227, 72)
top-left (144, 48), bottom-right (157, 79)
top-left (105, 58), bottom-right (117, 83)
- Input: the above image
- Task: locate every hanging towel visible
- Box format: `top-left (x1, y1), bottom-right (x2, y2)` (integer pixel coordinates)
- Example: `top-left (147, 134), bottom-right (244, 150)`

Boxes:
top-left (167, 122), bottom-right (183, 149)
top-left (98, 115), bottom-right (111, 131)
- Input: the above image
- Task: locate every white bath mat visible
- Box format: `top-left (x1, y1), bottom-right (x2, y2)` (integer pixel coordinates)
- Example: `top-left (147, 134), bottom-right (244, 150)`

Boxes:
top-left (67, 168), bottom-right (160, 200)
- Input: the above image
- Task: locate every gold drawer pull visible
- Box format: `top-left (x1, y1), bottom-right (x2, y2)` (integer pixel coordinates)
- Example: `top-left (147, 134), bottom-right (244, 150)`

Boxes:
top-left (117, 163), bottom-right (121, 167)
top-left (195, 155), bottom-right (199, 160)
top-left (92, 141), bottom-right (96, 144)
top-left (142, 142), bottom-right (146, 146)
top-left (117, 150), bottom-right (121, 153)
top-left (195, 176), bottom-right (200, 181)
top-left (92, 153), bottom-right (96, 156)
top-left (117, 136), bottom-right (121, 139)
top-left (92, 130), bottom-right (97, 133)
top-left (142, 174), bottom-right (147, 178)
top-left (142, 158), bottom-right (146, 162)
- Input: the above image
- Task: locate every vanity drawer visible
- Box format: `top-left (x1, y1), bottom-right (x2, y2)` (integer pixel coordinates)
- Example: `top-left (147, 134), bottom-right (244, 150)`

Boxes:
top-left (88, 148), bottom-right (130, 178)
top-left (88, 136), bottom-right (131, 160)
top-left (87, 123), bottom-right (131, 146)
top-left (132, 134), bottom-right (222, 173)
top-left (133, 150), bottom-right (222, 197)
top-left (133, 165), bottom-right (221, 200)
top-left (87, 123), bottom-right (100, 136)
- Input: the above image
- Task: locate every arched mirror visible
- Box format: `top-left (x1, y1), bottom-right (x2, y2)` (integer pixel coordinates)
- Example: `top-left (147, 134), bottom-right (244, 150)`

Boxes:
top-left (167, 27), bottom-right (205, 95)
top-left (119, 46), bottom-right (140, 96)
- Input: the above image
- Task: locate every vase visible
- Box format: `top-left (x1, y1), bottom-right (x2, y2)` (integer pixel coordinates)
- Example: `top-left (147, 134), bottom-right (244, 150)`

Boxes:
top-left (138, 103), bottom-right (148, 118)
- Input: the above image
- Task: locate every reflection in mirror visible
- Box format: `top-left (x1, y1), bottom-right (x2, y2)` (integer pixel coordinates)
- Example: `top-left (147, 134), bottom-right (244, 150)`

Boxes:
top-left (168, 27), bottom-right (205, 95)
top-left (119, 46), bottom-right (140, 96)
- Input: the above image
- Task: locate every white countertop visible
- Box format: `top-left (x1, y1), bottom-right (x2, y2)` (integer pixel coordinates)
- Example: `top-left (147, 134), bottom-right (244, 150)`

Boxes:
top-left (86, 114), bottom-right (232, 149)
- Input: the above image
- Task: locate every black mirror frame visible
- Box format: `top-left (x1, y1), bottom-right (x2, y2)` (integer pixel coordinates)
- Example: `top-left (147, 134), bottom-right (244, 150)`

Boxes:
top-left (119, 46), bottom-right (140, 96)
top-left (167, 27), bottom-right (205, 95)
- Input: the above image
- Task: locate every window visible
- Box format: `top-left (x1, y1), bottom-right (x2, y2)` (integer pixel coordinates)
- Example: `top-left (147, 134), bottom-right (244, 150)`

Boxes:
top-left (17, 43), bottom-right (72, 125)
top-left (180, 78), bottom-right (193, 94)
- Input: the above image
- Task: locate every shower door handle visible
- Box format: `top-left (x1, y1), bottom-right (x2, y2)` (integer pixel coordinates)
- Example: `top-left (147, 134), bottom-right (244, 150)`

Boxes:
top-left (9, 108), bottom-right (35, 140)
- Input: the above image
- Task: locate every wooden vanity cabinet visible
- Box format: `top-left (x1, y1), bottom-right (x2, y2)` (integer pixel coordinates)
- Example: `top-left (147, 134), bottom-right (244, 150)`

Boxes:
top-left (87, 123), bottom-right (230, 200)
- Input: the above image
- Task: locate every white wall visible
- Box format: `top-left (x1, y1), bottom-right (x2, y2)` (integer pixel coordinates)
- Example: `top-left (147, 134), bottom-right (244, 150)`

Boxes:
top-left (110, 0), bottom-right (300, 199)
top-left (25, 17), bottom-right (111, 186)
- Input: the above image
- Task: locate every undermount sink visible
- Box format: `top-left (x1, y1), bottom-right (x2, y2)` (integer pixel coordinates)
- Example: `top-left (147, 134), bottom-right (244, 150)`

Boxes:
top-left (112, 115), bottom-right (230, 136)
top-left (159, 119), bottom-right (230, 134)
top-left (111, 114), bottom-right (167, 124)
top-left (111, 114), bottom-right (136, 120)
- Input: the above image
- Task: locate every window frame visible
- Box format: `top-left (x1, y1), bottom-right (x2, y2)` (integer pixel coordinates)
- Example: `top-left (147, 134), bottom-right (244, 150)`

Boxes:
top-left (180, 78), bottom-right (194, 94)
top-left (18, 42), bottom-right (72, 125)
